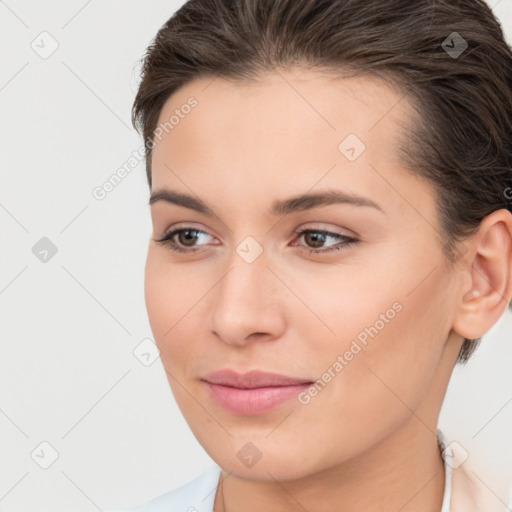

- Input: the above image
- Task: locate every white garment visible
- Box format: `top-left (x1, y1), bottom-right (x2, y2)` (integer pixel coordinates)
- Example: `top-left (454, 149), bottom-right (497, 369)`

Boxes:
top-left (108, 430), bottom-right (511, 512)
top-left (110, 464), bottom-right (221, 512)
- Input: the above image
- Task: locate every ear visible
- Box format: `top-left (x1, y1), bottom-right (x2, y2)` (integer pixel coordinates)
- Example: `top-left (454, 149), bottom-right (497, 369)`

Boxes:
top-left (452, 208), bottom-right (512, 340)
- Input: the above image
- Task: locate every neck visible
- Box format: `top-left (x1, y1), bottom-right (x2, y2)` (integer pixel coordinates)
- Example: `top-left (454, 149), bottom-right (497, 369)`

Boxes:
top-left (215, 420), bottom-right (446, 512)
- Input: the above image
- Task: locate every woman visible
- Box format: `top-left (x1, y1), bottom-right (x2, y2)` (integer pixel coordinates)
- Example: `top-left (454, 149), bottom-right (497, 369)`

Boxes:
top-left (116, 0), bottom-right (512, 510)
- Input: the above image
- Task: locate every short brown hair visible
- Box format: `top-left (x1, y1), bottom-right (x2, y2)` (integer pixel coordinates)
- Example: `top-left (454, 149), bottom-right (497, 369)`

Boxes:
top-left (132, 0), bottom-right (512, 364)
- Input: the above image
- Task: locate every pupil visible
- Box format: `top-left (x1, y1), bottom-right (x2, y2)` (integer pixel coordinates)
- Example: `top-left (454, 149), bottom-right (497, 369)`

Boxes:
top-left (180, 229), bottom-right (198, 246)
top-left (307, 232), bottom-right (324, 248)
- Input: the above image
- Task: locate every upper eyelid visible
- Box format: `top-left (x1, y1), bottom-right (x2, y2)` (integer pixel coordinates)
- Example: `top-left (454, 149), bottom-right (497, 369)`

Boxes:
top-left (163, 224), bottom-right (214, 239)
top-left (161, 225), bottom-right (352, 246)
top-left (161, 220), bottom-right (355, 237)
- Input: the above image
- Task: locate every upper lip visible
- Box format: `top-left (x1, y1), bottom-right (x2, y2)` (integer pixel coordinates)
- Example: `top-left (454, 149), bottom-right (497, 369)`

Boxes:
top-left (201, 369), bottom-right (314, 389)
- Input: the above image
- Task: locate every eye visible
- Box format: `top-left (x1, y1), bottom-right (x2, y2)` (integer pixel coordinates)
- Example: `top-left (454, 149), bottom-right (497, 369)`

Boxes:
top-left (293, 228), bottom-right (359, 254)
top-left (155, 227), bottom-right (215, 254)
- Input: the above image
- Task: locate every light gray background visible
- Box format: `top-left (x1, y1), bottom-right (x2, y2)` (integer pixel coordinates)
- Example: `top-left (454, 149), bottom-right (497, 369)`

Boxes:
top-left (1, 1), bottom-right (512, 510)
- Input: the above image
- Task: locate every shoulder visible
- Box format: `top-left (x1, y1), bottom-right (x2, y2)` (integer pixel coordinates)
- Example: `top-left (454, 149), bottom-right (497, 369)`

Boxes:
top-left (449, 442), bottom-right (511, 512)
top-left (107, 464), bottom-right (222, 512)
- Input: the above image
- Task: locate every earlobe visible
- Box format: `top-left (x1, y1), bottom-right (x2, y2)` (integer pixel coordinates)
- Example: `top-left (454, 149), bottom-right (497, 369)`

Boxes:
top-left (452, 209), bottom-right (512, 340)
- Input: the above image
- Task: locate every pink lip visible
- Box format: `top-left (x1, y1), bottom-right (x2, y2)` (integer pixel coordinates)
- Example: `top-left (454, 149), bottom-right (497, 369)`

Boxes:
top-left (201, 369), bottom-right (314, 415)
top-left (202, 369), bottom-right (313, 388)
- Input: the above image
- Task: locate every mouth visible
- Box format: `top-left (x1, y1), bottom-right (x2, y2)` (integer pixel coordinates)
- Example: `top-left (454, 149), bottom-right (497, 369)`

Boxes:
top-left (201, 368), bottom-right (314, 387)
top-left (201, 369), bottom-right (314, 415)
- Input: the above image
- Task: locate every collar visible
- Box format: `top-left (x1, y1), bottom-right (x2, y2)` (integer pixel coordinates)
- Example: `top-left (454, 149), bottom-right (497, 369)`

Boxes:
top-left (437, 428), bottom-right (453, 512)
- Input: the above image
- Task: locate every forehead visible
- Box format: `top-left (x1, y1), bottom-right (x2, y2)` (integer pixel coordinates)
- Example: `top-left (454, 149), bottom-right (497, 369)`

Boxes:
top-left (153, 67), bottom-right (413, 160)
top-left (150, 68), bottom-right (430, 220)
top-left (156, 66), bottom-right (411, 130)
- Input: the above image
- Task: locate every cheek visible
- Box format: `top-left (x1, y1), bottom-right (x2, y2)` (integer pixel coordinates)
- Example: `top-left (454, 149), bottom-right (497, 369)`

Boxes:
top-left (144, 249), bottom-right (191, 361)
top-left (317, 254), bottom-right (451, 419)
top-left (144, 250), bottom-right (170, 339)
top-left (144, 248), bottom-right (198, 331)
top-left (346, 272), bottom-right (449, 411)
top-left (144, 248), bottom-right (214, 391)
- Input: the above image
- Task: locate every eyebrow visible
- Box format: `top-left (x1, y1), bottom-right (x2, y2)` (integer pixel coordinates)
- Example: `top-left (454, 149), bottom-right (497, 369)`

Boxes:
top-left (149, 188), bottom-right (384, 216)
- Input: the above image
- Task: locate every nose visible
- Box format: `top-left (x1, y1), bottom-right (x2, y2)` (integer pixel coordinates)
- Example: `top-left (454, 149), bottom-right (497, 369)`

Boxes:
top-left (209, 250), bottom-right (287, 347)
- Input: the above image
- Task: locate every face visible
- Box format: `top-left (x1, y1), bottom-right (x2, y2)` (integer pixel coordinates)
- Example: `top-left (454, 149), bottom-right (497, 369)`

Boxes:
top-left (145, 68), bottom-right (462, 480)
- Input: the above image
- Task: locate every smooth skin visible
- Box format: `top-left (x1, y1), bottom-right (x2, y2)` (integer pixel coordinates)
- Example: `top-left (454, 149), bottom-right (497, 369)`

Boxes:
top-left (145, 67), bottom-right (512, 512)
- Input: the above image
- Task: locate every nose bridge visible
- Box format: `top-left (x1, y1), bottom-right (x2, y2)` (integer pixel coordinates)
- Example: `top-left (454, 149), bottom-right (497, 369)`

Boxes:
top-left (210, 240), bottom-right (285, 345)
top-left (222, 233), bottom-right (272, 302)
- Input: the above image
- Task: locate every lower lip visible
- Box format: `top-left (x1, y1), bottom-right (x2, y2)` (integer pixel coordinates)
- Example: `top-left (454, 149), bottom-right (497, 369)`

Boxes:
top-left (204, 381), bottom-right (312, 415)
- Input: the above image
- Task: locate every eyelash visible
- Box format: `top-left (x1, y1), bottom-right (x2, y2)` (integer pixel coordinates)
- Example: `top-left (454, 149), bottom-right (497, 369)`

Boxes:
top-left (155, 227), bottom-right (359, 255)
